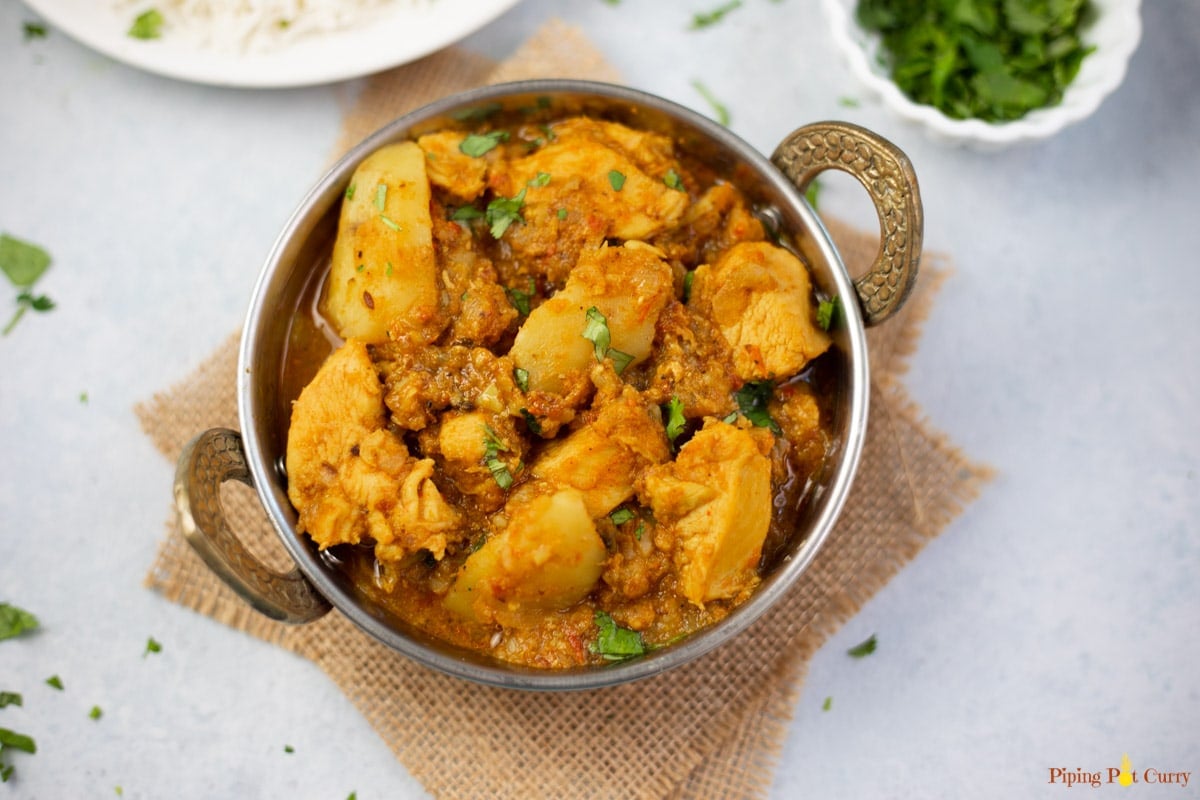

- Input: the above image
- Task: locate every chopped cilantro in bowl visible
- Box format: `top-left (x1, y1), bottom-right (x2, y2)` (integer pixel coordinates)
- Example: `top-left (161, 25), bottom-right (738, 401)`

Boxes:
top-left (821, 0), bottom-right (1143, 148)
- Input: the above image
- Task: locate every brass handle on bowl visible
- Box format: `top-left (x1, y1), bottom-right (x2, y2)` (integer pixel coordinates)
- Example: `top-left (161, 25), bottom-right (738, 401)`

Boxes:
top-left (174, 428), bottom-right (330, 624)
top-left (771, 121), bottom-right (923, 327)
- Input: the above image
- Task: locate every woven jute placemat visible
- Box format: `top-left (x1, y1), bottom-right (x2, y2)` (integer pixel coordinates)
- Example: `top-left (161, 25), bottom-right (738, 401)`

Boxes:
top-left (136, 20), bottom-right (992, 800)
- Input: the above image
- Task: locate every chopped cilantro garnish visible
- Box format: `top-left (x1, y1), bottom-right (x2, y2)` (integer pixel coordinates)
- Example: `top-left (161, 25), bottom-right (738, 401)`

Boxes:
top-left (582, 306), bottom-right (631, 373)
top-left (451, 103), bottom-right (502, 122)
top-left (589, 611), bottom-right (646, 661)
top-left (681, 270), bottom-right (695, 304)
top-left (609, 508), bottom-right (636, 526)
top-left (482, 425), bottom-right (513, 490)
top-left (847, 633), bottom-right (877, 658)
top-left (816, 296), bottom-right (841, 331)
top-left (0, 603), bottom-right (39, 641)
top-left (144, 636), bottom-right (162, 656)
top-left (0, 728), bottom-right (36, 754)
top-left (519, 408), bottom-right (542, 435)
top-left (663, 168), bottom-right (685, 191)
top-left (374, 183), bottom-right (387, 212)
top-left (1, 764), bottom-right (12, 783)
top-left (379, 214), bottom-right (401, 232)
top-left (504, 279), bottom-right (535, 316)
top-left (0, 692), bottom-right (21, 709)
top-left (804, 177), bottom-right (822, 210)
top-left (45, 675), bottom-right (63, 690)
top-left (608, 170), bottom-right (626, 191)
top-left (459, 131), bottom-right (509, 157)
top-left (344, 183), bottom-right (356, 201)
top-left (556, 207), bottom-right (568, 220)
top-left (856, 0), bottom-right (1095, 122)
top-left (127, 9), bottom-right (164, 40)
top-left (664, 396), bottom-right (686, 444)
top-left (838, 96), bottom-right (860, 108)
top-left (692, 79), bottom-right (731, 125)
top-left (528, 171), bottom-right (551, 187)
top-left (822, 696), bottom-right (833, 711)
top-left (284, 745), bottom-right (295, 754)
top-left (690, 0), bottom-right (742, 29)
top-left (513, 366), bottom-right (530, 393)
top-left (0, 233), bottom-right (51, 287)
top-left (485, 188), bottom-right (526, 239)
top-left (733, 380), bottom-right (781, 434)
top-left (79, 391), bottom-right (89, 404)
top-left (450, 205), bottom-right (484, 222)
top-left (23, 22), bottom-right (47, 41)
top-left (89, 705), bottom-right (103, 720)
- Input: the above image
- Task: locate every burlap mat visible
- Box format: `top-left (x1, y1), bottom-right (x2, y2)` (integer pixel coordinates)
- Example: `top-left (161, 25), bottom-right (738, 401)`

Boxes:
top-left (136, 21), bottom-right (992, 800)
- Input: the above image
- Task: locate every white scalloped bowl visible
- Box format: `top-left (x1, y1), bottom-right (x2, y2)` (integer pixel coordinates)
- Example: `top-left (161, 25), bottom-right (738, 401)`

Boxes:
top-left (822, 0), bottom-right (1142, 149)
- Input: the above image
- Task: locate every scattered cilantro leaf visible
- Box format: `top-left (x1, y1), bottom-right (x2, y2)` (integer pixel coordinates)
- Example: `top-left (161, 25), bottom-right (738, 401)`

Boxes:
top-left (589, 611), bottom-right (646, 661)
top-left (519, 408), bottom-right (542, 435)
top-left (607, 170), bottom-right (626, 191)
top-left (663, 168), bottom-right (686, 192)
top-left (379, 214), bottom-right (401, 232)
top-left (0, 729), bottom-right (36, 754)
top-left (0, 233), bottom-right (51, 287)
top-left (681, 270), bottom-right (695, 304)
top-left (609, 508), bottom-right (636, 526)
top-left (482, 425), bottom-right (513, 490)
top-left (581, 306), bottom-right (612, 362)
top-left (23, 22), bottom-right (48, 41)
top-left (485, 188), bottom-right (526, 239)
top-left (374, 183), bottom-right (387, 212)
top-left (513, 367), bottom-right (530, 393)
top-left (838, 95), bottom-right (861, 107)
top-left (451, 103), bottom-right (502, 122)
top-left (556, 207), bottom-right (569, 220)
top-left (690, 0), bottom-right (742, 29)
top-left (127, 9), bottom-right (164, 40)
top-left (733, 381), bottom-right (781, 434)
top-left (344, 182), bottom-right (356, 200)
top-left (691, 79), bottom-right (731, 125)
top-left (0, 603), bottom-right (39, 641)
top-left (817, 296), bottom-right (841, 331)
top-left (45, 675), bottom-right (63, 690)
top-left (822, 696), bottom-right (833, 711)
top-left (450, 205), bottom-right (484, 222)
top-left (79, 391), bottom-right (89, 404)
top-left (504, 279), bottom-right (535, 316)
top-left (89, 705), bottom-right (103, 720)
top-left (284, 745), bottom-right (295, 754)
top-left (609, 349), bottom-right (634, 374)
top-left (855, 0), bottom-right (1095, 122)
top-left (664, 396), bottom-right (686, 445)
top-left (804, 178), bottom-right (822, 211)
top-left (459, 131), bottom-right (509, 157)
top-left (144, 636), bottom-right (162, 656)
top-left (0, 692), bottom-right (21, 709)
top-left (0, 764), bottom-right (11, 783)
top-left (528, 171), bottom-right (551, 188)
top-left (847, 633), bottom-right (877, 658)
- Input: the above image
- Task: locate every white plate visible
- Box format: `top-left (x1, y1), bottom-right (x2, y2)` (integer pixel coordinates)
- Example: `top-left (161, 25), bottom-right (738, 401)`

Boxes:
top-left (24, 0), bottom-right (521, 88)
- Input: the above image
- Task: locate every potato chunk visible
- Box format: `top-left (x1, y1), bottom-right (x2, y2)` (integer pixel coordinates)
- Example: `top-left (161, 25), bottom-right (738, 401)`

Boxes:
top-left (322, 141), bottom-right (443, 344)
top-left (444, 488), bottom-right (606, 625)
top-left (286, 340), bottom-right (461, 560)
top-left (691, 241), bottom-right (831, 381)
top-left (643, 420), bottom-right (772, 606)
top-left (508, 242), bottom-right (674, 393)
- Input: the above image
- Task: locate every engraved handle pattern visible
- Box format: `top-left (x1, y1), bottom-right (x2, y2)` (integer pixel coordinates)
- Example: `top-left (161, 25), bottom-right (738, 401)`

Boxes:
top-left (771, 121), bottom-right (923, 327)
top-left (174, 428), bottom-right (330, 624)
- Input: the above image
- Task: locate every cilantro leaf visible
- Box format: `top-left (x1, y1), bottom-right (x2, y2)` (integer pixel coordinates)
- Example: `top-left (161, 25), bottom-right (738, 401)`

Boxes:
top-left (589, 611), bottom-right (646, 661)
top-left (607, 170), bottom-right (626, 191)
top-left (528, 171), bottom-right (551, 188)
top-left (144, 636), bottom-right (162, 656)
top-left (0, 728), bottom-right (36, 754)
top-left (23, 22), bottom-right (48, 41)
top-left (804, 177), bottom-right (822, 211)
top-left (485, 188), bottom-right (526, 239)
top-left (822, 696), bottom-right (833, 711)
top-left (504, 279), bottom-right (535, 316)
top-left (458, 131), bottom-right (509, 157)
top-left (609, 508), bottom-right (636, 526)
top-left (681, 270), bottom-right (695, 304)
top-left (450, 205), bottom-right (484, 222)
top-left (663, 168), bottom-right (686, 192)
top-left (664, 396), bottom-right (686, 445)
top-left (847, 633), bottom-right (877, 658)
top-left (482, 425), bottom-right (513, 490)
top-left (581, 306), bottom-right (613, 363)
top-left (691, 79), bottom-right (731, 125)
top-left (0, 692), bottom-right (21, 709)
top-left (45, 675), bottom-right (63, 690)
top-left (127, 9), bottom-right (163, 40)
top-left (0, 603), bottom-right (39, 641)
top-left (817, 296), bottom-right (841, 331)
top-left (89, 705), bottom-right (103, 720)
top-left (0, 233), bottom-right (51, 287)
top-left (690, 0), bottom-right (742, 29)
top-left (733, 381), bottom-right (781, 434)
top-left (513, 367), bottom-right (530, 393)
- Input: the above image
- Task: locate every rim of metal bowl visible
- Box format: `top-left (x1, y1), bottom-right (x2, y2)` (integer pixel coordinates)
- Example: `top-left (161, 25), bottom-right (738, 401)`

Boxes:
top-left (238, 79), bottom-right (869, 690)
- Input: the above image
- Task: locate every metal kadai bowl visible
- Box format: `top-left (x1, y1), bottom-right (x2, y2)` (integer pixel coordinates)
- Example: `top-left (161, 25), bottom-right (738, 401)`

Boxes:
top-left (174, 80), bottom-right (923, 690)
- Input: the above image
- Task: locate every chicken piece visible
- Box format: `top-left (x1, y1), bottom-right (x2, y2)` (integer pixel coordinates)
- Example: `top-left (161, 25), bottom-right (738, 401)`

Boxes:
top-left (286, 340), bottom-right (461, 560)
top-left (690, 241), bottom-right (831, 381)
top-left (643, 419), bottom-right (772, 607)
top-left (654, 182), bottom-right (767, 268)
top-left (443, 487), bottom-right (607, 625)
top-left (531, 382), bottom-right (671, 517)
top-left (322, 141), bottom-right (444, 344)
top-left (508, 242), bottom-right (674, 394)
top-left (491, 118), bottom-right (689, 285)
top-left (424, 409), bottom-right (525, 511)
top-left (429, 208), bottom-right (519, 347)
top-left (416, 130), bottom-right (489, 201)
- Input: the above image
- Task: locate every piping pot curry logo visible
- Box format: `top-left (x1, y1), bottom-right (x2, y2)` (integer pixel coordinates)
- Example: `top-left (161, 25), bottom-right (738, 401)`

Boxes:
top-left (1048, 755), bottom-right (1192, 789)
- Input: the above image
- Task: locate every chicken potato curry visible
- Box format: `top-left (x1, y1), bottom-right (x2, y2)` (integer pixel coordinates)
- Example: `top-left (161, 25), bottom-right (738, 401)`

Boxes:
top-left (284, 111), bottom-right (838, 669)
